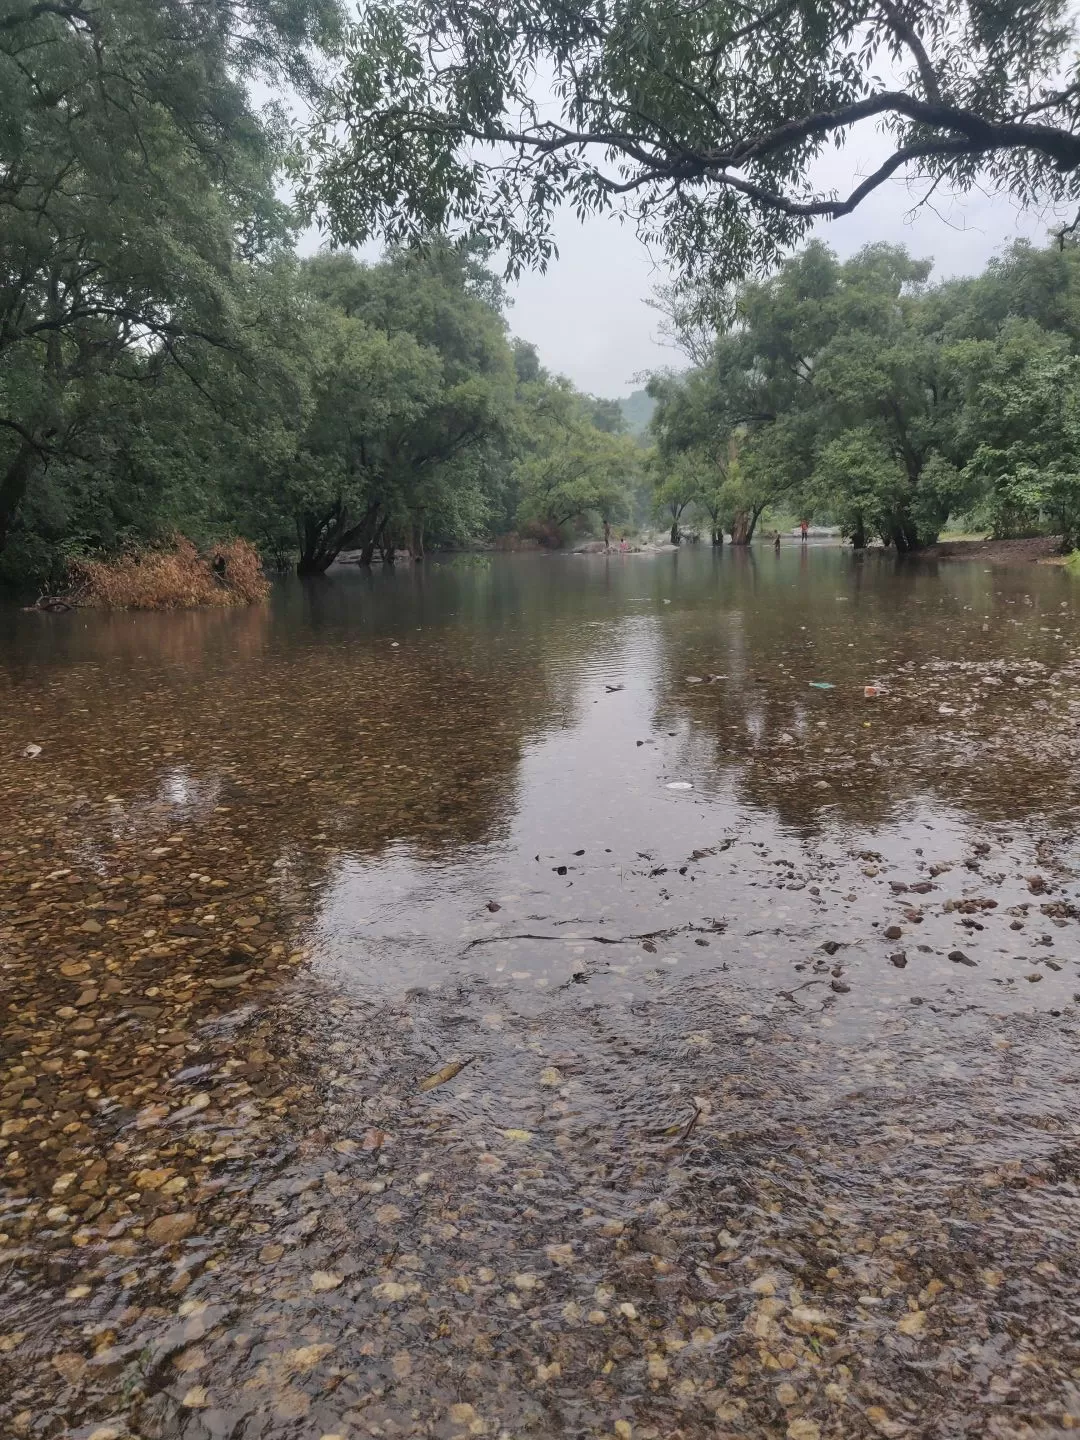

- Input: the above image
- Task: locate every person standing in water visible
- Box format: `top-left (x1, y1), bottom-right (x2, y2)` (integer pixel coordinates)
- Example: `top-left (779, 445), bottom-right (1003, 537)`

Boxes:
top-left (774, 531), bottom-right (781, 552)
top-left (800, 519), bottom-right (809, 542)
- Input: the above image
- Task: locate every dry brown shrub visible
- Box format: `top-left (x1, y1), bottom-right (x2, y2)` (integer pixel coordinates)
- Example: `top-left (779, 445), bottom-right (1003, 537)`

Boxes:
top-left (69, 536), bottom-right (270, 611)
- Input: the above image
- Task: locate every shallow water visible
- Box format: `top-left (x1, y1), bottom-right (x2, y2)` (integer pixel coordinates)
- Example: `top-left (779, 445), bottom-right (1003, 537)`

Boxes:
top-left (1, 548), bottom-right (1079, 1440)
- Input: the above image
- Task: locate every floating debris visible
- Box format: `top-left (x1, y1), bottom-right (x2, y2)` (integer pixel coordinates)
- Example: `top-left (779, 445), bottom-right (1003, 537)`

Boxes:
top-left (418, 1057), bottom-right (475, 1092)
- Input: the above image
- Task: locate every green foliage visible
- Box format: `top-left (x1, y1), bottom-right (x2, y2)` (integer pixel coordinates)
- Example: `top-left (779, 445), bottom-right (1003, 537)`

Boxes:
top-left (514, 391), bottom-right (639, 543)
top-left (618, 390), bottom-right (657, 438)
top-left (0, 0), bottom-right (341, 581)
top-left (650, 450), bottom-right (704, 544)
top-left (957, 321), bottom-right (1080, 548)
top-left (646, 237), bottom-right (1080, 551)
top-left (305, 1), bottom-right (1080, 290)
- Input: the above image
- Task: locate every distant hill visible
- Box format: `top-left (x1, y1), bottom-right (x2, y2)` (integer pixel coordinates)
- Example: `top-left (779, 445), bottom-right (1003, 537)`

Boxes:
top-left (618, 389), bottom-right (656, 437)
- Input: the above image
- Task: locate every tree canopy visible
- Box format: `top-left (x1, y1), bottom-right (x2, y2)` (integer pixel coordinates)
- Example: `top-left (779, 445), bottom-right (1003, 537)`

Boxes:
top-left (305, 0), bottom-right (1080, 288)
top-left (4, 0), bottom-right (1080, 585)
top-left (647, 236), bottom-right (1080, 550)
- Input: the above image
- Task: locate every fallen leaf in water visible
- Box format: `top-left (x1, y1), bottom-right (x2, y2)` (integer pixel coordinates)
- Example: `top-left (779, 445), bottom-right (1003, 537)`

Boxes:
top-left (502, 1128), bottom-right (532, 1141)
top-left (786, 1422), bottom-right (820, 1440)
top-left (181, 1386), bottom-right (209, 1408)
top-left (897, 1310), bottom-right (926, 1336)
top-left (948, 949), bottom-right (976, 966)
top-left (866, 1406), bottom-right (908, 1437)
top-left (273, 1387), bottom-right (311, 1420)
top-left (173, 1346), bottom-right (208, 1373)
top-left (418, 1058), bottom-right (473, 1092)
top-left (372, 1281), bottom-right (409, 1301)
top-left (285, 1343), bottom-right (334, 1373)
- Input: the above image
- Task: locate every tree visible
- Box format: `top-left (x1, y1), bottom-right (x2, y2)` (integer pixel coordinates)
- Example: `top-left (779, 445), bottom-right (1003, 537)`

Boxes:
top-left (648, 324), bottom-right (796, 544)
top-left (275, 247), bottom-right (517, 571)
top-left (516, 419), bottom-right (636, 543)
top-left (589, 397), bottom-right (628, 434)
top-left (957, 320), bottom-right (1080, 548)
top-left (810, 429), bottom-right (910, 551)
top-left (650, 451), bottom-right (701, 545)
top-left (0, 0), bottom-right (340, 570)
top-left (306, 1), bottom-right (1080, 291)
top-left (689, 242), bottom-right (962, 548)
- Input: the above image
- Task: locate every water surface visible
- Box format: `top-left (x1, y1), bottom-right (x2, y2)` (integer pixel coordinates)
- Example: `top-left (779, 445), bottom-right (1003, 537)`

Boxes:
top-left (1, 549), bottom-right (1079, 1439)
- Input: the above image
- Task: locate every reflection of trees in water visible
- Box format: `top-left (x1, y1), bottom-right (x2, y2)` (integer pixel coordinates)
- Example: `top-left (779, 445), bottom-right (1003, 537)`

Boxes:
top-left (0, 598), bottom-right (274, 680)
top-left (0, 565), bottom-right (628, 908)
top-left (650, 551), bottom-right (1080, 833)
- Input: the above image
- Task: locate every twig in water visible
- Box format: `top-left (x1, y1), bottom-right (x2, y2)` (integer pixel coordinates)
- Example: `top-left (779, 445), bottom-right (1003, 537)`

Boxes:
top-left (680, 1105), bottom-right (703, 1143)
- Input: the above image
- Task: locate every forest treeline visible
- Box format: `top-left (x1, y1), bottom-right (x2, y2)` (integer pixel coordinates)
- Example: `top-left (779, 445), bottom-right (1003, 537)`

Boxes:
top-left (2, 0), bottom-right (1080, 588)
top-left (0, 0), bottom-right (637, 586)
top-left (649, 238), bottom-right (1080, 553)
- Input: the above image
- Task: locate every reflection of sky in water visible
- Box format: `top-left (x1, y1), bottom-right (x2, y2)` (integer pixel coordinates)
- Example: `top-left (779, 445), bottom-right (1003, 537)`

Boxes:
top-left (2, 548), bottom-right (1077, 1021)
top-left (309, 558), bottom-right (1080, 1035)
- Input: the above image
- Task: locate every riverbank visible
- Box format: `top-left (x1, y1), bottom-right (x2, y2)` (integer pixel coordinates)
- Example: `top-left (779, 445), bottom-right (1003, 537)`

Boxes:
top-left (919, 535), bottom-right (1066, 564)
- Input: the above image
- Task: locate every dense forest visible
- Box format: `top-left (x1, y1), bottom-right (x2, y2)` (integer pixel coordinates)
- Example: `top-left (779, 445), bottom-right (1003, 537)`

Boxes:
top-left (648, 238), bottom-right (1080, 552)
top-left (0, 0), bottom-right (640, 587)
top-left (3, 0), bottom-right (1080, 589)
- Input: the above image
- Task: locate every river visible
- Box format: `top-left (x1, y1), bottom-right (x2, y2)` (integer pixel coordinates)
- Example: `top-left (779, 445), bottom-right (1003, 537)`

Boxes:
top-left (1, 547), bottom-right (1079, 1439)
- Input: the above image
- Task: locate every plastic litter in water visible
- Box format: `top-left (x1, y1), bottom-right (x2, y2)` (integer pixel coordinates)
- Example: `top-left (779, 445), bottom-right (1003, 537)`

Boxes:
top-left (809, 681), bottom-right (835, 690)
top-left (666, 781), bottom-right (693, 791)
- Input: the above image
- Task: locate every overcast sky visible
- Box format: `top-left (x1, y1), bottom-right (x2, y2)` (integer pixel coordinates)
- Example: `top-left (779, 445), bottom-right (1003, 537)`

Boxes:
top-left (502, 133), bottom-right (1067, 397)
top-left (300, 107), bottom-right (1073, 401)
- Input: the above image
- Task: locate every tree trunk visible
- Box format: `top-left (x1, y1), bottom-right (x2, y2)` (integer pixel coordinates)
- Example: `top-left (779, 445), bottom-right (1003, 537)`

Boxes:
top-left (298, 499), bottom-right (381, 573)
top-left (297, 511), bottom-right (336, 574)
top-left (358, 506), bottom-right (385, 566)
top-left (0, 441), bottom-right (40, 557)
top-left (371, 516), bottom-right (391, 565)
top-left (712, 527), bottom-right (723, 546)
top-left (851, 517), bottom-right (866, 550)
top-left (410, 517), bottom-right (425, 559)
top-left (603, 518), bottom-right (611, 548)
top-left (669, 518), bottom-right (680, 545)
top-left (730, 509), bottom-right (752, 545)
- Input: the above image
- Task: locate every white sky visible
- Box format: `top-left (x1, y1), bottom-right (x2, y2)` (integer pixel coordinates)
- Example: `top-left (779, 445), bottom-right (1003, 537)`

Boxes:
top-left (502, 141), bottom-right (1066, 396)
top-left (297, 92), bottom-right (1073, 399)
